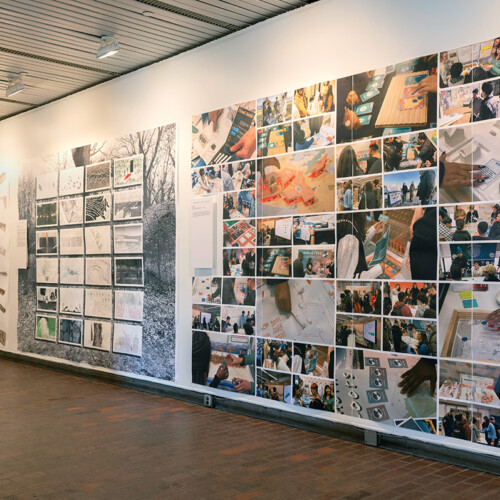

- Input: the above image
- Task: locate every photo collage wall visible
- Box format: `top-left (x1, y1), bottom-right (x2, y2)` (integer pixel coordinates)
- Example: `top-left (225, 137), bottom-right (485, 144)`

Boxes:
top-left (0, 168), bottom-right (8, 347)
top-left (18, 124), bottom-right (177, 380)
top-left (191, 36), bottom-right (500, 448)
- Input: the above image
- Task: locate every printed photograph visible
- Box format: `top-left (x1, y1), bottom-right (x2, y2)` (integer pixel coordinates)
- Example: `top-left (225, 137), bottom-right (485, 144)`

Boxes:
top-left (221, 161), bottom-right (255, 191)
top-left (114, 290), bottom-right (144, 322)
top-left (292, 246), bottom-right (335, 278)
top-left (58, 317), bottom-right (83, 346)
top-left (382, 318), bottom-right (437, 356)
top-left (112, 323), bottom-right (142, 356)
top-left (192, 101), bottom-right (256, 167)
top-left (86, 161), bottom-right (111, 192)
top-left (113, 154), bottom-right (144, 188)
top-left (59, 287), bottom-right (84, 315)
top-left (191, 331), bottom-right (255, 394)
top-left (293, 214), bottom-right (335, 245)
top-left (59, 257), bottom-right (84, 285)
top-left (192, 304), bottom-right (221, 332)
top-left (256, 369), bottom-right (291, 403)
top-left (85, 192), bottom-right (111, 223)
top-left (257, 248), bottom-right (291, 277)
top-left (83, 320), bottom-right (112, 351)
top-left (35, 315), bottom-right (57, 342)
top-left (220, 305), bottom-right (254, 335)
top-left (113, 223), bottom-right (143, 254)
top-left (85, 257), bottom-right (112, 286)
top-left (257, 217), bottom-right (292, 246)
top-left (293, 343), bottom-right (334, 379)
top-left (292, 375), bottom-right (335, 412)
top-left (192, 277), bottom-right (222, 304)
top-left (59, 166), bottom-right (84, 196)
top-left (257, 122), bottom-right (293, 157)
top-left (384, 169), bottom-right (437, 207)
top-left (59, 196), bottom-right (83, 226)
top-left (85, 225), bottom-right (111, 255)
top-left (223, 190), bottom-right (256, 219)
top-left (114, 257), bottom-right (144, 287)
top-left (223, 219), bottom-right (256, 248)
top-left (292, 113), bottom-right (335, 152)
top-left (36, 230), bottom-right (58, 255)
top-left (113, 188), bottom-right (143, 220)
top-left (292, 81), bottom-right (335, 118)
top-left (257, 91), bottom-right (292, 127)
top-left (337, 140), bottom-right (382, 178)
top-left (191, 166), bottom-right (222, 195)
top-left (36, 201), bottom-right (58, 227)
top-left (337, 281), bottom-right (382, 315)
top-left (336, 314), bottom-right (381, 350)
top-left (59, 227), bottom-right (84, 255)
top-left (257, 279), bottom-right (336, 344)
top-left (337, 175), bottom-right (383, 211)
top-left (257, 148), bottom-right (335, 216)
top-left (383, 131), bottom-right (437, 172)
top-left (36, 258), bottom-right (59, 284)
top-left (221, 277), bottom-right (255, 307)
top-left (84, 288), bottom-right (112, 319)
top-left (257, 339), bottom-right (292, 372)
top-left (36, 172), bottom-right (58, 200)
top-left (383, 282), bottom-right (437, 318)
top-left (36, 286), bottom-right (58, 313)
top-left (223, 248), bottom-right (255, 277)
top-left (337, 54), bottom-right (438, 143)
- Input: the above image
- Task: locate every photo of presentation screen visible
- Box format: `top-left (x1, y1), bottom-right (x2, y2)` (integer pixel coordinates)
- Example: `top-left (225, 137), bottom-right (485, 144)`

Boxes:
top-left (191, 101), bottom-right (256, 167)
top-left (336, 208), bottom-right (437, 281)
top-left (336, 54), bottom-right (438, 143)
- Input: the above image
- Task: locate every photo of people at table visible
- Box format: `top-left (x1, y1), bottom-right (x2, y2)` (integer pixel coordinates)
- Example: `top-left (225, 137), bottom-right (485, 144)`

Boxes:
top-left (257, 339), bottom-right (293, 372)
top-left (439, 203), bottom-right (500, 242)
top-left (292, 214), bottom-right (335, 245)
top-left (293, 114), bottom-right (335, 151)
top-left (223, 248), bottom-right (255, 277)
top-left (257, 216), bottom-right (292, 246)
top-left (221, 305), bottom-right (255, 335)
top-left (222, 278), bottom-right (256, 306)
top-left (336, 54), bottom-right (438, 144)
top-left (292, 375), bottom-right (335, 412)
top-left (292, 81), bottom-right (335, 119)
top-left (439, 79), bottom-right (499, 128)
top-left (257, 91), bottom-right (292, 128)
top-left (337, 175), bottom-right (383, 211)
top-left (256, 369), bottom-right (291, 403)
top-left (438, 119), bottom-right (500, 204)
top-left (383, 282), bottom-right (437, 318)
top-left (438, 282), bottom-right (500, 363)
top-left (384, 169), bottom-right (437, 207)
top-left (192, 331), bottom-right (255, 394)
top-left (257, 247), bottom-right (291, 277)
top-left (336, 281), bottom-right (382, 315)
top-left (336, 207), bottom-right (437, 280)
top-left (223, 219), bottom-right (256, 248)
top-left (257, 122), bottom-right (292, 157)
top-left (221, 160), bottom-right (255, 191)
top-left (192, 277), bottom-right (222, 304)
top-left (336, 314), bottom-right (381, 350)
top-left (439, 38), bottom-right (500, 89)
top-left (383, 131), bottom-right (437, 172)
top-left (439, 242), bottom-right (500, 281)
top-left (337, 140), bottom-right (382, 178)
top-left (292, 247), bottom-right (335, 278)
top-left (223, 190), bottom-right (256, 219)
top-left (192, 166), bottom-right (222, 195)
top-left (292, 343), bottom-right (334, 379)
top-left (383, 318), bottom-right (437, 356)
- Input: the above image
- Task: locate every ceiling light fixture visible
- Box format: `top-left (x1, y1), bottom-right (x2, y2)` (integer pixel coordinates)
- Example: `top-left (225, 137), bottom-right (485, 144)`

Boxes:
top-left (6, 73), bottom-right (26, 98)
top-left (96, 36), bottom-right (120, 59)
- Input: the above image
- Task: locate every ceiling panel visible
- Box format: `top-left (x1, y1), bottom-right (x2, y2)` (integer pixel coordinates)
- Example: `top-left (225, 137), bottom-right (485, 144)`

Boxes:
top-left (0, 0), bottom-right (310, 121)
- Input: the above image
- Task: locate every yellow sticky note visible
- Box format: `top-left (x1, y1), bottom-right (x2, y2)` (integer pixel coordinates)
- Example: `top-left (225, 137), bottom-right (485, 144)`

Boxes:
top-left (459, 290), bottom-right (473, 299)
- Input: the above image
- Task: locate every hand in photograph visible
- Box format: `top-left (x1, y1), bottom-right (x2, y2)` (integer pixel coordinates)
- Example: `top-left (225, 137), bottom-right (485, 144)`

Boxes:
top-left (346, 91), bottom-right (359, 107)
top-left (225, 353), bottom-right (243, 366)
top-left (342, 108), bottom-right (361, 131)
top-left (415, 74), bottom-right (437, 94)
top-left (215, 364), bottom-right (229, 381)
top-left (398, 358), bottom-right (437, 396)
top-left (439, 152), bottom-right (486, 188)
top-left (486, 309), bottom-right (500, 323)
top-left (230, 127), bottom-right (256, 159)
top-left (234, 378), bottom-right (252, 393)
top-left (209, 109), bottom-right (223, 132)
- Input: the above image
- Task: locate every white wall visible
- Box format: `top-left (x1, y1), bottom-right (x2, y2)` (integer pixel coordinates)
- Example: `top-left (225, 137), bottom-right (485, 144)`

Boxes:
top-left (0, 0), bottom-right (499, 451)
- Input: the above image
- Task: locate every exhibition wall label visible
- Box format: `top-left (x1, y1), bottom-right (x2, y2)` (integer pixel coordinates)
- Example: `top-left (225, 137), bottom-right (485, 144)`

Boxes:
top-left (191, 36), bottom-right (500, 449)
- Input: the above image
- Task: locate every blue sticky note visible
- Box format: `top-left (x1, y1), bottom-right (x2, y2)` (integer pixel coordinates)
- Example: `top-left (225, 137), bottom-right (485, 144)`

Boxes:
top-left (462, 298), bottom-right (478, 308)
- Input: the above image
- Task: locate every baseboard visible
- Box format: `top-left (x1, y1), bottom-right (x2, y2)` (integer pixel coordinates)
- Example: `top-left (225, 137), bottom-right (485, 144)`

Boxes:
top-left (1, 350), bottom-right (498, 475)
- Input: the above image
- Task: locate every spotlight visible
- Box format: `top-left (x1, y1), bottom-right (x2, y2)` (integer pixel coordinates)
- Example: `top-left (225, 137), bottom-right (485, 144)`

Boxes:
top-left (6, 73), bottom-right (26, 98)
top-left (96, 36), bottom-right (119, 59)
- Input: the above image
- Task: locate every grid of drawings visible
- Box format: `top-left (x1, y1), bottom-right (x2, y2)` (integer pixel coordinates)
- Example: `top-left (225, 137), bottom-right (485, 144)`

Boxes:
top-left (191, 36), bottom-right (500, 448)
top-left (35, 155), bottom-right (144, 356)
top-left (0, 168), bottom-right (8, 347)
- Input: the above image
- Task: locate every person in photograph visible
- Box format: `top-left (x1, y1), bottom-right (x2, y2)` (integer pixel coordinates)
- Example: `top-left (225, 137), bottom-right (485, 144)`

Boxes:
top-left (472, 88), bottom-right (483, 121)
top-left (480, 416), bottom-right (497, 446)
top-left (336, 213), bottom-right (385, 279)
top-left (293, 384), bottom-right (305, 406)
top-left (342, 180), bottom-right (353, 210)
top-left (294, 88), bottom-right (309, 117)
top-left (409, 207), bottom-right (437, 280)
top-left (454, 205), bottom-right (466, 222)
top-left (447, 263), bottom-right (463, 281)
top-left (489, 212), bottom-right (500, 240)
top-left (225, 352), bottom-right (255, 394)
top-left (358, 181), bottom-right (378, 210)
top-left (191, 331), bottom-right (228, 388)
top-left (439, 216), bottom-right (453, 242)
top-left (241, 250), bottom-right (255, 276)
top-left (384, 136), bottom-right (404, 171)
top-left (414, 293), bottom-right (430, 317)
top-left (293, 120), bottom-right (315, 151)
top-left (446, 62), bottom-right (466, 87)
top-left (416, 133), bottom-right (436, 167)
top-left (479, 81), bottom-right (498, 121)
top-left (337, 146), bottom-right (364, 177)
top-left (471, 417), bottom-right (481, 443)
top-left (366, 142), bottom-right (382, 175)
top-left (473, 221), bottom-right (491, 240)
top-left (391, 319), bottom-right (403, 353)
top-left (243, 278), bottom-right (255, 306)
top-left (401, 182), bottom-right (409, 203)
top-left (452, 219), bottom-right (472, 241)
top-left (221, 167), bottom-right (234, 192)
top-left (442, 409), bottom-right (456, 437)
top-left (452, 248), bottom-right (468, 276)
top-left (196, 168), bottom-right (212, 194)
top-left (490, 417), bottom-right (500, 447)
top-left (293, 252), bottom-right (305, 278)
top-left (465, 205), bottom-right (479, 224)
top-left (411, 283), bottom-right (419, 305)
top-left (439, 152), bottom-right (487, 189)
top-left (482, 264), bottom-right (500, 282)
top-left (322, 384), bottom-right (335, 412)
top-left (483, 45), bottom-right (500, 77)
top-left (472, 262), bottom-right (484, 278)
top-left (417, 169), bottom-right (436, 205)
top-left (440, 51), bottom-right (452, 87)
top-left (309, 383), bottom-right (324, 410)
top-left (391, 292), bottom-right (412, 317)
top-left (321, 82), bottom-right (334, 113)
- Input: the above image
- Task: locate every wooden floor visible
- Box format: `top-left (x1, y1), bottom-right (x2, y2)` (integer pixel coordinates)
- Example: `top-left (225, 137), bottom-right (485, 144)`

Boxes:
top-left (0, 359), bottom-right (498, 499)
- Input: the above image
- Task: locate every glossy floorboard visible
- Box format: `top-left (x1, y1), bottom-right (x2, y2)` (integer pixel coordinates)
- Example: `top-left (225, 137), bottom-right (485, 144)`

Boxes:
top-left (0, 359), bottom-right (497, 499)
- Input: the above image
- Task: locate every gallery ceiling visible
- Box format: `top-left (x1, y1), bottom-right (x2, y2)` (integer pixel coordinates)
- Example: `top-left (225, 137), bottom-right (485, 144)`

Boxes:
top-left (0, 0), bottom-right (313, 121)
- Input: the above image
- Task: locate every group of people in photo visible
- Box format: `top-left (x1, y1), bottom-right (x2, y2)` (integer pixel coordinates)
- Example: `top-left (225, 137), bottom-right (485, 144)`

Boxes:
top-left (442, 408), bottom-right (499, 446)
top-left (439, 204), bottom-right (500, 241)
top-left (338, 288), bottom-right (381, 315)
top-left (383, 319), bottom-right (437, 356)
